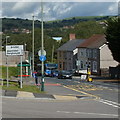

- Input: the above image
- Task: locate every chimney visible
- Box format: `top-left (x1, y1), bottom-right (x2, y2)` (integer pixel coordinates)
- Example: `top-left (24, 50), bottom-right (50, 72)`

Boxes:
top-left (69, 34), bottom-right (76, 40)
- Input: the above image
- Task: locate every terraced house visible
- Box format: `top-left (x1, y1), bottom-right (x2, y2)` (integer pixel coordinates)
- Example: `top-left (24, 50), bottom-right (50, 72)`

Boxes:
top-left (77, 34), bottom-right (118, 75)
top-left (57, 34), bottom-right (85, 71)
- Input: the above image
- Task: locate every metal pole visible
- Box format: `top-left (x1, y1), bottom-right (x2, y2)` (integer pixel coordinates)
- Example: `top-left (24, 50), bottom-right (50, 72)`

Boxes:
top-left (6, 56), bottom-right (8, 87)
top-left (32, 15), bottom-right (35, 73)
top-left (29, 55), bottom-right (32, 77)
top-left (24, 43), bottom-right (26, 60)
top-left (41, 1), bottom-right (44, 91)
top-left (6, 36), bottom-right (10, 87)
top-left (20, 56), bottom-right (23, 88)
top-left (51, 44), bottom-right (54, 63)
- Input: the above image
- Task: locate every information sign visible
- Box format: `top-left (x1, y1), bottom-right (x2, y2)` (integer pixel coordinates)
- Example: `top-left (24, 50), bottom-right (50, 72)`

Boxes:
top-left (38, 50), bottom-right (46, 56)
top-left (6, 45), bottom-right (24, 56)
top-left (39, 55), bottom-right (46, 62)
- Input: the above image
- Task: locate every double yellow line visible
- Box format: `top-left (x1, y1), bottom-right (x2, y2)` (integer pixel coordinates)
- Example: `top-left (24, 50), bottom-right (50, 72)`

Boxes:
top-left (63, 85), bottom-right (100, 100)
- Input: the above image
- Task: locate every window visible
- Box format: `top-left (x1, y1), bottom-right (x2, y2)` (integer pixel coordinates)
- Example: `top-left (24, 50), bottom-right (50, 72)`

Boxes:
top-left (93, 49), bottom-right (97, 58)
top-left (93, 61), bottom-right (97, 72)
top-left (63, 52), bottom-right (67, 60)
top-left (59, 62), bottom-right (62, 69)
top-left (81, 61), bottom-right (83, 69)
top-left (86, 49), bottom-right (88, 57)
top-left (81, 51), bottom-right (83, 56)
top-left (88, 49), bottom-right (92, 58)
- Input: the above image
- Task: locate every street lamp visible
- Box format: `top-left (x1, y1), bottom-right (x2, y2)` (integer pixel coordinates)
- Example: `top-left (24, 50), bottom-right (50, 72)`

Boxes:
top-left (41, 1), bottom-right (45, 91)
top-left (24, 43), bottom-right (27, 60)
top-left (52, 37), bottom-right (62, 63)
top-left (6, 36), bottom-right (10, 87)
top-left (32, 15), bottom-right (35, 73)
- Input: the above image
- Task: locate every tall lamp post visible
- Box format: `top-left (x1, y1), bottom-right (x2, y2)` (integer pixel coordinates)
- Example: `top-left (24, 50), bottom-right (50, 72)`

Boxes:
top-left (52, 37), bottom-right (62, 63)
top-left (41, 1), bottom-right (45, 91)
top-left (24, 43), bottom-right (27, 60)
top-left (6, 36), bottom-right (10, 87)
top-left (32, 15), bottom-right (35, 73)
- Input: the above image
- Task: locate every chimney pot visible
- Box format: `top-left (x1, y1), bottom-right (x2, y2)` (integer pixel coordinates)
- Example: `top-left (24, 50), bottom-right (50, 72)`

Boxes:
top-left (69, 34), bottom-right (76, 40)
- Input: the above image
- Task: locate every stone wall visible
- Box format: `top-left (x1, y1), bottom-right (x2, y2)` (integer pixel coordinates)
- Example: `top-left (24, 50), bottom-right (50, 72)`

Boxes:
top-left (0, 51), bottom-right (29, 66)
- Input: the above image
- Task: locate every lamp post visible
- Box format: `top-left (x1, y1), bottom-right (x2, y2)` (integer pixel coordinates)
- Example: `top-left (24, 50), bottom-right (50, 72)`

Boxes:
top-left (52, 37), bottom-right (62, 63)
top-left (41, 1), bottom-right (44, 91)
top-left (24, 43), bottom-right (27, 60)
top-left (6, 36), bottom-right (10, 87)
top-left (51, 44), bottom-right (54, 63)
top-left (32, 15), bottom-right (35, 73)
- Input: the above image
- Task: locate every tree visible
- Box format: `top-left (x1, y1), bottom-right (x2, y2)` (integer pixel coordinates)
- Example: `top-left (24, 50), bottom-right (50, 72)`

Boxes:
top-left (105, 17), bottom-right (120, 63)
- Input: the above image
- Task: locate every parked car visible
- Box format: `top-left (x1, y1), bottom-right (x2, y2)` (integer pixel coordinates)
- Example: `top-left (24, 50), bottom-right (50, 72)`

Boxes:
top-left (51, 70), bottom-right (59, 77)
top-left (45, 69), bottom-right (52, 77)
top-left (58, 70), bottom-right (72, 79)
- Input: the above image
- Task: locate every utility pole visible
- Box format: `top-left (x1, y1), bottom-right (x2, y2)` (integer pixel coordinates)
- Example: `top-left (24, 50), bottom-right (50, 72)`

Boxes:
top-left (6, 36), bottom-right (10, 87)
top-left (32, 15), bottom-right (35, 73)
top-left (41, 1), bottom-right (44, 91)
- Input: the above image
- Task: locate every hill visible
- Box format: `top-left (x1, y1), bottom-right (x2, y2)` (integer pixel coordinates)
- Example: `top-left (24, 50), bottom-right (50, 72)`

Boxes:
top-left (2, 16), bottom-right (110, 32)
top-left (2, 16), bottom-right (110, 64)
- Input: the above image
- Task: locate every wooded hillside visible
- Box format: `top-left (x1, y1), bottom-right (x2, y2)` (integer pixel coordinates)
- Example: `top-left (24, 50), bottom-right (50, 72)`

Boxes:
top-left (2, 16), bottom-right (109, 64)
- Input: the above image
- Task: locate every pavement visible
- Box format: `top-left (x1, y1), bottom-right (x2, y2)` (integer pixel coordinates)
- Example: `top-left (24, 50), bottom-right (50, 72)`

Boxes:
top-left (1, 77), bottom-right (87, 100)
top-left (1, 76), bottom-right (119, 100)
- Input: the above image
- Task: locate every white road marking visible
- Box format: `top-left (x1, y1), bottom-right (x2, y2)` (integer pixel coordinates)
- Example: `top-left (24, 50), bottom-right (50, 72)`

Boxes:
top-left (74, 81), bottom-right (79, 83)
top-left (57, 111), bottom-right (118, 117)
top-left (67, 80), bottom-right (72, 81)
top-left (97, 99), bottom-right (120, 108)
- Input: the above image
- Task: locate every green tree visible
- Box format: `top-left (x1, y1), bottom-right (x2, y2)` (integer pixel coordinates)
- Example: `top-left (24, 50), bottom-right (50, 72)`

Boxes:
top-left (105, 17), bottom-right (120, 63)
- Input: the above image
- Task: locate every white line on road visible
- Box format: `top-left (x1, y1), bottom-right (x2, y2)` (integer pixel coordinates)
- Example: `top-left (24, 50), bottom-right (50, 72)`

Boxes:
top-left (97, 99), bottom-right (120, 108)
top-left (57, 111), bottom-right (118, 117)
top-left (66, 80), bottom-right (72, 82)
top-left (101, 99), bottom-right (120, 106)
top-left (74, 81), bottom-right (80, 83)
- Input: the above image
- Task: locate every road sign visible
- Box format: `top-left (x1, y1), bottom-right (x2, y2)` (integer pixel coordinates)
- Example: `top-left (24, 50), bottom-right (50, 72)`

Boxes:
top-left (39, 55), bottom-right (46, 62)
top-left (6, 45), bottom-right (24, 56)
top-left (38, 50), bottom-right (46, 56)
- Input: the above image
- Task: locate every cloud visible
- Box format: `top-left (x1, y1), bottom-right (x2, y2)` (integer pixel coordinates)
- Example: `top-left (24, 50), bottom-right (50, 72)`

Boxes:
top-left (2, 2), bottom-right (118, 21)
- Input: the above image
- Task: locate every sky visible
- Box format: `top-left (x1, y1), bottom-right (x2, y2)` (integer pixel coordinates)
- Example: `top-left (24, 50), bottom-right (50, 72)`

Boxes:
top-left (1, 1), bottom-right (119, 21)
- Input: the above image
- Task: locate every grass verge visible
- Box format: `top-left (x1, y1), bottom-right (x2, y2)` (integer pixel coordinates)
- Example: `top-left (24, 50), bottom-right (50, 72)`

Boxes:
top-left (1, 82), bottom-right (45, 93)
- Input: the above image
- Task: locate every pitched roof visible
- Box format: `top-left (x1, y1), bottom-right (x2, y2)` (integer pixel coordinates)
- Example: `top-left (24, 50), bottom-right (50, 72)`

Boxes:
top-left (77, 34), bottom-right (106, 48)
top-left (57, 39), bottom-right (85, 51)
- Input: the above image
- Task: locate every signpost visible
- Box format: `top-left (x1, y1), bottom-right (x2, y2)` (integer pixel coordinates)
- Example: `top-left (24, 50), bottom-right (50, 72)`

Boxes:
top-left (38, 49), bottom-right (46, 91)
top-left (6, 45), bottom-right (24, 88)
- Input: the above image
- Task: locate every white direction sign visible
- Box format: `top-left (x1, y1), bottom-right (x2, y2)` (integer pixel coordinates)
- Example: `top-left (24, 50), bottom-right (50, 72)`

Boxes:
top-left (6, 45), bottom-right (24, 56)
top-left (38, 49), bottom-right (46, 56)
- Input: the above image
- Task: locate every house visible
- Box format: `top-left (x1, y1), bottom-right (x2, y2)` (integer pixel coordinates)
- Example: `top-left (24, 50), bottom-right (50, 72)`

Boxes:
top-left (57, 34), bottom-right (85, 71)
top-left (77, 34), bottom-right (106, 75)
top-left (77, 34), bottom-right (119, 75)
top-left (100, 43), bottom-right (119, 77)
top-left (100, 43), bottom-right (118, 69)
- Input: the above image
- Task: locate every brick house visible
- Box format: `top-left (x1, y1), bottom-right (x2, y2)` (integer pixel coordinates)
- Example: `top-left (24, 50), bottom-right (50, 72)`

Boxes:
top-left (57, 34), bottom-right (85, 71)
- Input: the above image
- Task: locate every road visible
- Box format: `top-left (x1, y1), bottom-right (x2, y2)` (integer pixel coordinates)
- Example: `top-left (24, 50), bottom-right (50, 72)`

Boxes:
top-left (46, 77), bottom-right (119, 102)
top-left (2, 76), bottom-right (119, 118)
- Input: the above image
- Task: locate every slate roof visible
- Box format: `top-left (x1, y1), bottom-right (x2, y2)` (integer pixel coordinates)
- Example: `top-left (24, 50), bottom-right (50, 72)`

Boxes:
top-left (77, 34), bottom-right (106, 48)
top-left (57, 39), bottom-right (85, 51)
